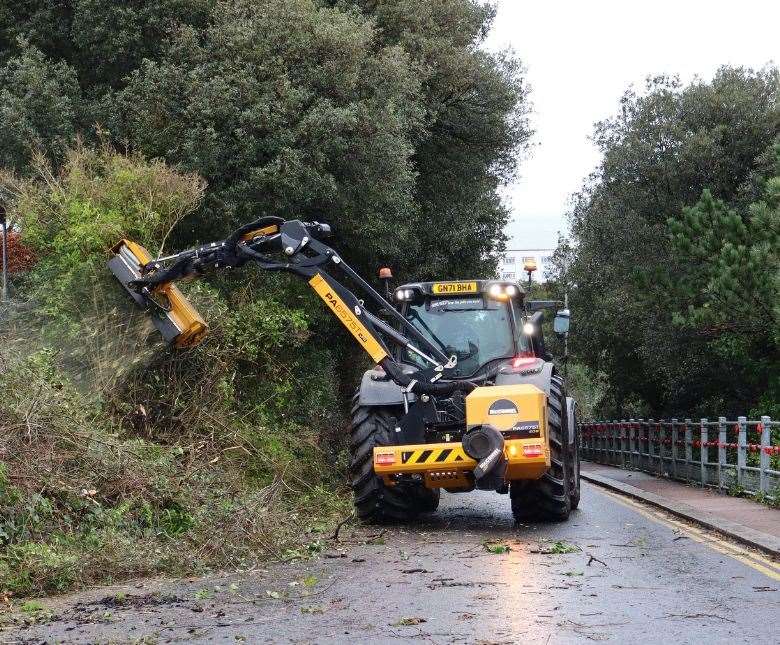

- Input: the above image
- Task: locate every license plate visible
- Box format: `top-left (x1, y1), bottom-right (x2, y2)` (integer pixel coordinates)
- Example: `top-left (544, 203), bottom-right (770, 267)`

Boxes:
top-left (432, 281), bottom-right (478, 295)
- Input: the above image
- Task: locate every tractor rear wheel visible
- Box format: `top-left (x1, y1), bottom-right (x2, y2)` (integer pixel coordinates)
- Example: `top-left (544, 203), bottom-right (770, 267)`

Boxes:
top-left (510, 375), bottom-right (572, 522)
top-left (349, 397), bottom-right (439, 523)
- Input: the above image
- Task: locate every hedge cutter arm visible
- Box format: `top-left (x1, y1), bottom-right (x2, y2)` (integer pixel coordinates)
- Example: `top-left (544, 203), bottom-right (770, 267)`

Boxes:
top-left (109, 217), bottom-right (473, 396)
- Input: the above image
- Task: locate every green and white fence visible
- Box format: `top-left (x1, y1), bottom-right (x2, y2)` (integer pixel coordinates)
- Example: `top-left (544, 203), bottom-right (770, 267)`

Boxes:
top-left (580, 417), bottom-right (780, 496)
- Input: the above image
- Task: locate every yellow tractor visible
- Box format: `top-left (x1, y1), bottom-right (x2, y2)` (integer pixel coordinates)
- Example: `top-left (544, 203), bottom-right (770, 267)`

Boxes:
top-left (109, 217), bottom-right (580, 522)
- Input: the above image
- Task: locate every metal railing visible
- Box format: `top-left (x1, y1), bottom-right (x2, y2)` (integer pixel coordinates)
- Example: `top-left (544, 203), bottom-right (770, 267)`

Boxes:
top-left (580, 417), bottom-right (780, 496)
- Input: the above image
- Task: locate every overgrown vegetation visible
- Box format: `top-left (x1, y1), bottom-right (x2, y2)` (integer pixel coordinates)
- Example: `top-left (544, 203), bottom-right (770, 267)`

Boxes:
top-left (549, 67), bottom-right (780, 419)
top-left (0, 147), bottom-right (349, 597)
top-left (0, 1), bottom-right (528, 597)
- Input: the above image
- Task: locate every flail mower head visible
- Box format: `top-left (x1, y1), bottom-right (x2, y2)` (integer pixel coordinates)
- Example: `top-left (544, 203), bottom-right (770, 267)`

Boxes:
top-left (108, 239), bottom-right (208, 348)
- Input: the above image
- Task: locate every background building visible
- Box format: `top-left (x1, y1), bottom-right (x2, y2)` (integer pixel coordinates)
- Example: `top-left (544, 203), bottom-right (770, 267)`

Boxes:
top-left (497, 248), bottom-right (556, 283)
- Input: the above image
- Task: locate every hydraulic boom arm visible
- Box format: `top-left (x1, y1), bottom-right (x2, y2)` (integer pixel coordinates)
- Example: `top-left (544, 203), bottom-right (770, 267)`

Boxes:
top-left (109, 217), bottom-right (473, 397)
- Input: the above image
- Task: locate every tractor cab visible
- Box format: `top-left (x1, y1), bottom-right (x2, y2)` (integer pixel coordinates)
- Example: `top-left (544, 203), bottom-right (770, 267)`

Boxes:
top-left (392, 280), bottom-right (532, 377)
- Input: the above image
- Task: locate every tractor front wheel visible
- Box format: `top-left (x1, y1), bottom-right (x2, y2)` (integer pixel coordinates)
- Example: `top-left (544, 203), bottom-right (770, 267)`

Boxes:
top-left (510, 375), bottom-right (573, 522)
top-left (349, 398), bottom-right (439, 523)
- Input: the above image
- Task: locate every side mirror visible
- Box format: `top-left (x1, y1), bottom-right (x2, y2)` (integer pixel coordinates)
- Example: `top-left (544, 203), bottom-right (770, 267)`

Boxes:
top-left (554, 308), bottom-right (570, 336)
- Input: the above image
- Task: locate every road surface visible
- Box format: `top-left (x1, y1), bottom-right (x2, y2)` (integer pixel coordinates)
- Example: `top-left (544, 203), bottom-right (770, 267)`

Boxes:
top-left (2, 482), bottom-right (778, 644)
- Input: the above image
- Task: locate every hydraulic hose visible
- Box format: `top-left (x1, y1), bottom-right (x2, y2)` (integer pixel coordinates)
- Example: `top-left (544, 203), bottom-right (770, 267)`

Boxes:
top-left (380, 358), bottom-right (476, 396)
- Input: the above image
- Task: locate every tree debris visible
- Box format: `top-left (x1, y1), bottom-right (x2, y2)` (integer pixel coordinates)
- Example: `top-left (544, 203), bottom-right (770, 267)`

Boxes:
top-left (329, 512), bottom-right (355, 542)
top-left (586, 554), bottom-right (607, 567)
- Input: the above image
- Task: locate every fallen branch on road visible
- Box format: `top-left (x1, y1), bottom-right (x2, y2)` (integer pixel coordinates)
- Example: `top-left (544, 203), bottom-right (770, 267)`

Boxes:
top-left (586, 553), bottom-right (607, 567)
top-left (661, 613), bottom-right (736, 623)
top-left (329, 511), bottom-right (355, 542)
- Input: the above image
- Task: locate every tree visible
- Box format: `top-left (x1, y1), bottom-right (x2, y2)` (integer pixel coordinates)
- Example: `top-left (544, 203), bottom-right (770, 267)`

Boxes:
top-left (0, 1), bottom-right (212, 89)
top-left (70, 0), bottom-right (213, 90)
top-left (564, 67), bottom-right (780, 417)
top-left (668, 145), bottom-right (780, 414)
top-left (105, 0), bottom-right (529, 279)
top-left (0, 1), bottom-right (74, 67)
top-left (0, 41), bottom-right (81, 171)
top-left (341, 0), bottom-right (532, 278)
top-left (0, 0), bottom-right (529, 280)
top-left (107, 0), bottom-right (422, 275)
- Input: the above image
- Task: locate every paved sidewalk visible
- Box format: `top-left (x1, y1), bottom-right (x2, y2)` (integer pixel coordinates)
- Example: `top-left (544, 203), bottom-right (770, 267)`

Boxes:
top-left (581, 461), bottom-right (780, 556)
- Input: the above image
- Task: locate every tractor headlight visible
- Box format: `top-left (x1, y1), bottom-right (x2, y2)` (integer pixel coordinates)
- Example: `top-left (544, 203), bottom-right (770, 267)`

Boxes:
top-left (395, 288), bottom-right (414, 301)
top-left (488, 284), bottom-right (503, 299)
top-left (487, 283), bottom-right (516, 300)
top-left (522, 322), bottom-right (535, 335)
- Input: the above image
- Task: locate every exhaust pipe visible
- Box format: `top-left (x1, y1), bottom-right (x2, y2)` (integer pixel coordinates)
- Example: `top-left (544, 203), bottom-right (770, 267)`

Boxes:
top-left (108, 239), bottom-right (208, 348)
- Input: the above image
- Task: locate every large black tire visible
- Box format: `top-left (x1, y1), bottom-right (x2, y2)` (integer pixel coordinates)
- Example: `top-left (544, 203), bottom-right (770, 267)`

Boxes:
top-left (349, 396), bottom-right (439, 523)
top-left (510, 375), bottom-right (572, 522)
top-left (412, 484), bottom-right (441, 513)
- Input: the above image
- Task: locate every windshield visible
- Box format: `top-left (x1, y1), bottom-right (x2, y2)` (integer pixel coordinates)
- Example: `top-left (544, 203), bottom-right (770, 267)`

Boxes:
top-left (403, 296), bottom-right (525, 376)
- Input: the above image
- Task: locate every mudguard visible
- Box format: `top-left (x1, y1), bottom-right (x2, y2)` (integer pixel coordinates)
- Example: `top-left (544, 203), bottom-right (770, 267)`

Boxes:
top-left (494, 360), bottom-right (555, 395)
top-left (358, 367), bottom-right (416, 407)
top-left (495, 362), bottom-right (577, 445)
top-left (566, 396), bottom-right (578, 446)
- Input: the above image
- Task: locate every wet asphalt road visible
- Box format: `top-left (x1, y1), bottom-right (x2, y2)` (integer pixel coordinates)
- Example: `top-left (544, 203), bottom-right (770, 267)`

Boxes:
top-left (2, 481), bottom-right (779, 644)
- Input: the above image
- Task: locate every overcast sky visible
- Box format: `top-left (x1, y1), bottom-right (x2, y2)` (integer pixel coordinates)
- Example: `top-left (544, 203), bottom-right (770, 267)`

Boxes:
top-left (485, 0), bottom-right (779, 250)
